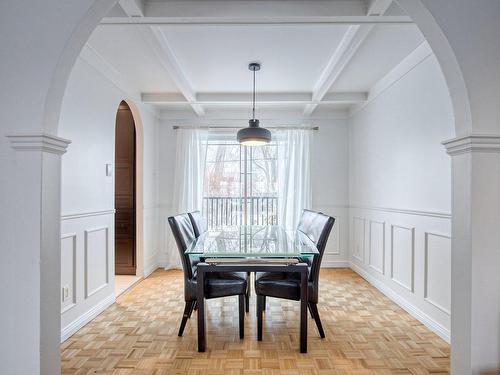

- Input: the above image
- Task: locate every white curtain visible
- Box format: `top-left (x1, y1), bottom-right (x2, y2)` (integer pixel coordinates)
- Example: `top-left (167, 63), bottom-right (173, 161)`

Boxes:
top-left (276, 129), bottom-right (312, 230)
top-left (166, 128), bottom-right (208, 268)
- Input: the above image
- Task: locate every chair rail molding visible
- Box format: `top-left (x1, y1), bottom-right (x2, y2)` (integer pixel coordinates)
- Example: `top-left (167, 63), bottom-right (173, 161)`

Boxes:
top-left (7, 132), bottom-right (71, 154)
top-left (349, 204), bottom-right (451, 219)
top-left (443, 134), bottom-right (500, 155)
top-left (61, 209), bottom-right (116, 220)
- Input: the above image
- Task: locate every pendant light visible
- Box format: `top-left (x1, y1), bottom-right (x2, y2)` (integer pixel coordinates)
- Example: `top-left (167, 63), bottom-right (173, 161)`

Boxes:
top-left (237, 62), bottom-right (271, 146)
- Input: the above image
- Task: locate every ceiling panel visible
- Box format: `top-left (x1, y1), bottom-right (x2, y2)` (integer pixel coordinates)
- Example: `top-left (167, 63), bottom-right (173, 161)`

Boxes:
top-left (88, 26), bottom-right (181, 93)
top-left (329, 24), bottom-right (425, 92)
top-left (158, 24), bottom-right (350, 93)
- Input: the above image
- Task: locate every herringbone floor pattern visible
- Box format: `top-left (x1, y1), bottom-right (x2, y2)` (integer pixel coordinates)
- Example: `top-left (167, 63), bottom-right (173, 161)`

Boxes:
top-left (61, 269), bottom-right (449, 374)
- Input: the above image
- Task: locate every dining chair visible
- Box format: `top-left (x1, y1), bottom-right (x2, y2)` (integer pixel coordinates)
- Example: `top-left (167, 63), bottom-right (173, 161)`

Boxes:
top-left (254, 209), bottom-right (335, 339)
top-left (168, 213), bottom-right (249, 338)
top-left (188, 210), bottom-right (207, 238)
top-left (189, 210), bottom-right (252, 312)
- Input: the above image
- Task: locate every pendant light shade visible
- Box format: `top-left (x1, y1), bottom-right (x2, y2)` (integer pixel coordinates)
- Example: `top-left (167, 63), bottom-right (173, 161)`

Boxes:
top-left (237, 119), bottom-right (272, 146)
top-left (237, 62), bottom-right (271, 146)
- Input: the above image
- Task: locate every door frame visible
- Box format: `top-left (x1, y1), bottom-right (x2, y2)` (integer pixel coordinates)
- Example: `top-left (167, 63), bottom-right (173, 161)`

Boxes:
top-left (116, 99), bottom-right (144, 277)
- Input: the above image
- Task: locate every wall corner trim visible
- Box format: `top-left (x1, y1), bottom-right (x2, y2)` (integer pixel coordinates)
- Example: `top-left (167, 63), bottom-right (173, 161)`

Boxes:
top-left (443, 134), bottom-right (500, 155)
top-left (7, 132), bottom-right (72, 154)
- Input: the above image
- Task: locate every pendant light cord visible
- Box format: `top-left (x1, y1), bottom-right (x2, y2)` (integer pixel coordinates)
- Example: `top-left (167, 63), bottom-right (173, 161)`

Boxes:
top-left (252, 68), bottom-right (256, 120)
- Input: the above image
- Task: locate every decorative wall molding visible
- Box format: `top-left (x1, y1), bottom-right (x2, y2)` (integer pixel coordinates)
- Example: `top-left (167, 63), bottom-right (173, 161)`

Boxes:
top-left (61, 209), bottom-right (116, 220)
top-left (84, 226), bottom-right (110, 298)
top-left (7, 133), bottom-right (71, 155)
top-left (351, 216), bottom-right (365, 262)
top-left (322, 215), bottom-right (341, 255)
top-left (424, 232), bottom-right (451, 315)
top-left (348, 208), bottom-right (451, 344)
top-left (350, 262), bottom-right (450, 342)
top-left (442, 134), bottom-right (500, 155)
top-left (61, 233), bottom-right (77, 314)
top-left (61, 293), bottom-right (115, 343)
top-left (390, 224), bottom-right (415, 292)
top-left (350, 204), bottom-right (451, 219)
top-left (368, 220), bottom-right (385, 274)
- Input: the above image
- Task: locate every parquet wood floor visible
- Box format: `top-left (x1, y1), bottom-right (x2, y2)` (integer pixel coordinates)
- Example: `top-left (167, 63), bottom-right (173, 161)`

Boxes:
top-left (61, 268), bottom-right (449, 375)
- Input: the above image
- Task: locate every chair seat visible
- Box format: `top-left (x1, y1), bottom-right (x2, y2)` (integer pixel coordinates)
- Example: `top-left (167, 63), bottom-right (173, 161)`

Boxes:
top-left (186, 272), bottom-right (248, 301)
top-left (205, 272), bottom-right (248, 299)
top-left (255, 272), bottom-right (314, 301)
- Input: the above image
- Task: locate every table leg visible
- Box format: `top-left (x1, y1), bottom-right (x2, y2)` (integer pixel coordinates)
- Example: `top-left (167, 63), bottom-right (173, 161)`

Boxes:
top-left (197, 266), bottom-right (206, 352)
top-left (300, 268), bottom-right (308, 353)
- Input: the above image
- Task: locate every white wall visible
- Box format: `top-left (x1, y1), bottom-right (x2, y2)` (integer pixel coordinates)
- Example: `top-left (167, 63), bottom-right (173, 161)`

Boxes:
top-left (58, 57), bottom-right (161, 341)
top-left (348, 53), bottom-right (454, 341)
top-left (311, 120), bottom-right (350, 266)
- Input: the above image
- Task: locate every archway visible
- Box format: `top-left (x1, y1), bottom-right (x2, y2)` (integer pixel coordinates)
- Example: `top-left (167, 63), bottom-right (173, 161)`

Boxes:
top-left (9, 1), bottom-right (486, 374)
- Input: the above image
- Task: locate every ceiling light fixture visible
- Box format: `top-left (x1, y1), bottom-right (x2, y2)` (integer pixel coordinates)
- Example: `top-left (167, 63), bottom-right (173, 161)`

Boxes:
top-left (237, 62), bottom-right (271, 146)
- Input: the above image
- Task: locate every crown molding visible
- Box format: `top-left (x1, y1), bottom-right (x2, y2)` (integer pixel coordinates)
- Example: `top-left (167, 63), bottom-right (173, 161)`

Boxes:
top-left (442, 134), bottom-right (500, 156)
top-left (7, 133), bottom-right (71, 155)
top-left (349, 41), bottom-right (433, 117)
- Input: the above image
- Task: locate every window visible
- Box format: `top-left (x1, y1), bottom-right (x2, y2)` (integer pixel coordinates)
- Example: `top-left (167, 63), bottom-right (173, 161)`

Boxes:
top-left (203, 137), bottom-right (278, 228)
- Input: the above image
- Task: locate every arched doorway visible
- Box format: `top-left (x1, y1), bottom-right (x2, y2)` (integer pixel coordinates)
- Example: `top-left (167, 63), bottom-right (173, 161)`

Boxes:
top-left (7, 1), bottom-right (499, 374)
top-left (114, 101), bottom-right (137, 275)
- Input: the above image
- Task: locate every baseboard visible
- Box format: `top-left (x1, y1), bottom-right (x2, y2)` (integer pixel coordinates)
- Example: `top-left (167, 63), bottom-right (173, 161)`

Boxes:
top-left (61, 293), bottom-right (115, 343)
top-left (322, 260), bottom-right (350, 268)
top-left (144, 262), bottom-right (160, 278)
top-left (349, 262), bottom-right (450, 343)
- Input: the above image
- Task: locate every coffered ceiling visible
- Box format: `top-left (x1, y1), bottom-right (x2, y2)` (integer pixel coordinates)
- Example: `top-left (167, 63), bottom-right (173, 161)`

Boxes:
top-left (81, 0), bottom-right (426, 119)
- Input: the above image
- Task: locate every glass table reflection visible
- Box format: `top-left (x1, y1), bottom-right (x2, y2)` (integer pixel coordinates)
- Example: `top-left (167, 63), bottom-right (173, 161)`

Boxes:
top-left (185, 225), bottom-right (319, 259)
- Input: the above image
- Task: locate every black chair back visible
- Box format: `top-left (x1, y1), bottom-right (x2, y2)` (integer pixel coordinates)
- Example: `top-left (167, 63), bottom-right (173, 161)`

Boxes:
top-left (188, 210), bottom-right (207, 238)
top-left (297, 209), bottom-right (335, 285)
top-left (168, 213), bottom-right (198, 279)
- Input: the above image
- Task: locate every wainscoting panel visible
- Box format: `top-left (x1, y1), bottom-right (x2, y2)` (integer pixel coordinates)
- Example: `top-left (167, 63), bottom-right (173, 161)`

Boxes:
top-left (84, 227), bottom-right (109, 298)
top-left (390, 225), bottom-right (415, 292)
top-left (352, 217), bottom-right (365, 263)
top-left (424, 232), bottom-right (451, 314)
top-left (61, 211), bottom-right (115, 342)
top-left (349, 206), bottom-right (451, 342)
top-left (369, 221), bottom-right (385, 274)
top-left (61, 233), bottom-right (77, 313)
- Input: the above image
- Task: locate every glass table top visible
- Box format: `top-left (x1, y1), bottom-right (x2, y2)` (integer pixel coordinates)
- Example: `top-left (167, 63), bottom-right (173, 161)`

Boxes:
top-left (185, 225), bottom-right (319, 258)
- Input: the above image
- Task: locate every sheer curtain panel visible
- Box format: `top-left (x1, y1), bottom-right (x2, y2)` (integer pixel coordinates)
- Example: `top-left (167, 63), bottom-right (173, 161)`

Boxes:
top-left (276, 129), bottom-right (312, 230)
top-left (166, 128), bottom-right (208, 268)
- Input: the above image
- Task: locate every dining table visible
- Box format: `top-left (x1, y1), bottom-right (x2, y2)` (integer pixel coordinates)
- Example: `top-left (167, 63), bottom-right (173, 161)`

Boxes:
top-left (185, 225), bottom-right (319, 353)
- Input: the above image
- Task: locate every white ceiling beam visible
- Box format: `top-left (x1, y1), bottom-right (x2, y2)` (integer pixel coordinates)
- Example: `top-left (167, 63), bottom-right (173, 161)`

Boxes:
top-left (118, 1), bottom-right (205, 116)
top-left (100, 15), bottom-right (411, 26)
top-left (144, 0), bottom-right (367, 18)
top-left (118, 0), bottom-right (145, 17)
top-left (303, 0), bottom-right (393, 116)
top-left (141, 27), bottom-right (204, 115)
top-left (141, 92), bottom-right (367, 106)
top-left (106, 0), bottom-right (407, 25)
top-left (322, 92), bottom-right (367, 103)
top-left (366, 0), bottom-right (394, 15)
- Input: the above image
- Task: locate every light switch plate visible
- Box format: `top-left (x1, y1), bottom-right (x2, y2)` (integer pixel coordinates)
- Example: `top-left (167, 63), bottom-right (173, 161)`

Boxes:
top-left (106, 163), bottom-right (113, 177)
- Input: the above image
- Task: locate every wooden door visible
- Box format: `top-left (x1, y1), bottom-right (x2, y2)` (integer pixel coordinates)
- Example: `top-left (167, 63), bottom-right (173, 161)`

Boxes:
top-left (115, 102), bottom-right (136, 275)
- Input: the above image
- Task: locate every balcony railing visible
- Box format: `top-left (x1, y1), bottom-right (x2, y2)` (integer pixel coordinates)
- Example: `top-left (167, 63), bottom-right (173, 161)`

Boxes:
top-left (202, 196), bottom-right (278, 228)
